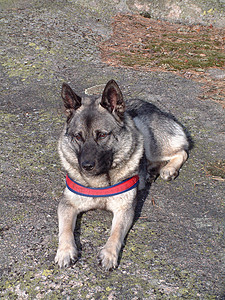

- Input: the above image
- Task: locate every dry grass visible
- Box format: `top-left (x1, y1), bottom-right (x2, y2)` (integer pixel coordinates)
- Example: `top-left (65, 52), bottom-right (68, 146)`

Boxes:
top-left (100, 14), bottom-right (225, 107)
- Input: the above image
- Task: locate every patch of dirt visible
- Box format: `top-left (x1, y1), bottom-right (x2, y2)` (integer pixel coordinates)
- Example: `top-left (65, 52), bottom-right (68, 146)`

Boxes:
top-left (100, 14), bottom-right (225, 107)
top-left (205, 160), bottom-right (225, 181)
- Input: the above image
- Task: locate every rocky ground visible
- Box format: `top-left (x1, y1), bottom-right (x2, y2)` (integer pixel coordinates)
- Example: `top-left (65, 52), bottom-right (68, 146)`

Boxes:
top-left (0, 0), bottom-right (224, 299)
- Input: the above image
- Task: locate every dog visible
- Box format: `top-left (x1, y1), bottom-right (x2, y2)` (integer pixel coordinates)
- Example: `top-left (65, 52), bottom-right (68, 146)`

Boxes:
top-left (55, 79), bottom-right (189, 270)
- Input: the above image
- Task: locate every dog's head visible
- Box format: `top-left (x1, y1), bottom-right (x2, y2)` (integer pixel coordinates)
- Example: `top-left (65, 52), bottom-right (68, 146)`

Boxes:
top-left (61, 80), bottom-right (127, 177)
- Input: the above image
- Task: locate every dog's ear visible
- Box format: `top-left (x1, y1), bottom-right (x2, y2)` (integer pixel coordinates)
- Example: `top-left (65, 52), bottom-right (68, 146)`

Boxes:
top-left (101, 80), bottom-right (125, 120)
top-left (61, 83), bottom-right (82, 112)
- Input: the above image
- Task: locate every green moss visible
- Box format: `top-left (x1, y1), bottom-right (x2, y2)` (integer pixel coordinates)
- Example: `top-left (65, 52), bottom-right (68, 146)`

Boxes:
top-left (112, 52), bottom-right (154, 67)
top-left (1, 57), bottom-right (50, 81)
top-left (12, 211), bottom-right (27, 223)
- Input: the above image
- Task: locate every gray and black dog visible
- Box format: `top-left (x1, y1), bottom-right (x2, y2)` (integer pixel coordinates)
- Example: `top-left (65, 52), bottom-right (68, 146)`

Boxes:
top-left (55, 79), bottom-right (189, 270)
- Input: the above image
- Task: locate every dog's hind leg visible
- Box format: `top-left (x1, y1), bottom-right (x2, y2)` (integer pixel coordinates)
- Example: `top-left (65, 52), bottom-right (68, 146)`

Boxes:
top-left (160, 150), bottom-right (188, 181)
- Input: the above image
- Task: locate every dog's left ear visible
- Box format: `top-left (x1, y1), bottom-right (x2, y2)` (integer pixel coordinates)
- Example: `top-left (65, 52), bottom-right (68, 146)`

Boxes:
top-left (101, 80), bottom-right (125, 120)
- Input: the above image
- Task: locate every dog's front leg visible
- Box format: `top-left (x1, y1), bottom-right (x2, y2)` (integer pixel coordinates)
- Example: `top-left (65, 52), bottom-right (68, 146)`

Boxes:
top-left (55, 198), bottom-right (78, 268)
top-left (98, 206), bottom-right (134, 270)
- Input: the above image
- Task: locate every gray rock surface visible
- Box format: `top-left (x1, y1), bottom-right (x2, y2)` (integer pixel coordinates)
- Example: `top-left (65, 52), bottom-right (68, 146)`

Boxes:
top-left (128, 0), bottom-right (225, 27)
top-left (0, 0), bottom-right (224, 299)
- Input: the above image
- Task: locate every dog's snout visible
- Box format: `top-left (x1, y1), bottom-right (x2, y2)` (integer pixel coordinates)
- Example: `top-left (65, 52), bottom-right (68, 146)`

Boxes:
top-left (81, 160), bottom-right (95, 171)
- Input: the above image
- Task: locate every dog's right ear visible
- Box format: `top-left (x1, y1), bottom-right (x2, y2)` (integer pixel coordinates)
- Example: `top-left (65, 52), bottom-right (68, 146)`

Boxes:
top-left (61, 83), bottom-right (82, 112)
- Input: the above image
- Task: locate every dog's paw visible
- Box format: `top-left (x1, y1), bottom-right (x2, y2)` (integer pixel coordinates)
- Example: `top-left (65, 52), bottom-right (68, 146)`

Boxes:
top-left (160, 166), bottom-right (178, 181)
top-left (55, 244), bottom-right (78, 268)
top-left (98, 248), bottom-right (118, 271)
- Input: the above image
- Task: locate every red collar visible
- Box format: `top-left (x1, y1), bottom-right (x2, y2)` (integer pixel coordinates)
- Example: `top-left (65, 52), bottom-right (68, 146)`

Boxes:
top-left (66, 174), bottom-right (139, 197)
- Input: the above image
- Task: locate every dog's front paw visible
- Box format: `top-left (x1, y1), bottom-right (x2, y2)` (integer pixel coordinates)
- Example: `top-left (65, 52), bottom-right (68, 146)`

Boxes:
top-left (160, 166), bottom-right (178, 181)
top-left (98, 247), bottom-right (118, 271)
top-left (55, 244), bottom-right (78, 268)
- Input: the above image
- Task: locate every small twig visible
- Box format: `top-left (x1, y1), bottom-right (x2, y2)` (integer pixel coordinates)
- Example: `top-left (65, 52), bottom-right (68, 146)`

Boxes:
top-left (151, 197), bottom-right (155, 206)
top-left (194, 182), bottom-right (205, 187)
top-left (211, 176), bottom-right (225, 182)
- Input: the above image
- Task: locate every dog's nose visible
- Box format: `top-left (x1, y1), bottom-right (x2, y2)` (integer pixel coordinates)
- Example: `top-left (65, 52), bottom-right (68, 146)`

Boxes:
top-left (81, 161), bottom-right (95, 171)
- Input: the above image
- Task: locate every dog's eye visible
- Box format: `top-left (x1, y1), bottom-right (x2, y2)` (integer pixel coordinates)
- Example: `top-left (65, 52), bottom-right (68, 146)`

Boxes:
top-left (97, 132), bottom-right (108, 140)
top-left (73, 133), bottom-right (83, 142)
